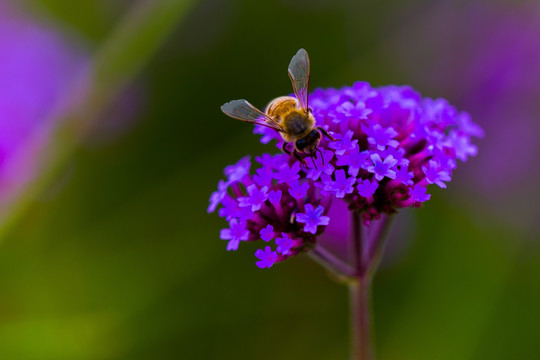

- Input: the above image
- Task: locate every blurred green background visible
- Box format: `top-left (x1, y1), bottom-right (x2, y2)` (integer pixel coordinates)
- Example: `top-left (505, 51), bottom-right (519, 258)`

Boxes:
top-left (1, 0), bottom-right (539, 359)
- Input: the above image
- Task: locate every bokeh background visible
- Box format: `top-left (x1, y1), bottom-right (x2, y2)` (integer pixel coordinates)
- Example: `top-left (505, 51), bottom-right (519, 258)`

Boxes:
top-left (0, 0), bottom-right (539, 359)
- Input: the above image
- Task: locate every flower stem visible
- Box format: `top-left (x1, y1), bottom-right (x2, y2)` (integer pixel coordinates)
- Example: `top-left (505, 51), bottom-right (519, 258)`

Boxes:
top-left (365, 214), bottom-right (394, 278)
top-left (312, 212), bottom-right (395, 360)
top-left (350, 276), bottom-right (374, 360)
top-left (310, 246), bottom-right (356, 279)
top-left (350, 209), bottom-right (364, 271)
top-left (349, 210), bottom-right (374, 360)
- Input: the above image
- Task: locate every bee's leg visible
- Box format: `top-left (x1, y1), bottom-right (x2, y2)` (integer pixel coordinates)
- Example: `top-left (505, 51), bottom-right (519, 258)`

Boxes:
top-left (283, 142), bottom-right (307, 167)
top-left (317, 126), bottom-right (336, 141)
top-left (310, 149), bottom-right (318, 170)
top-left (281, 142), bottom-right (292, 155)
top-left (316, 148), bottom-right (324, 166)
top-left (293, 149), bottom-right (308, 168)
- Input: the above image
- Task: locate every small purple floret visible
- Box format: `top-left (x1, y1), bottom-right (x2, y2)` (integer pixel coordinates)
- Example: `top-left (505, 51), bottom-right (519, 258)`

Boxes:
top-left (268, 189), bottom-right (282, 206)
top-left (275, 233), bottom-right (293, 255)
top-left (382, 147), bottom-right (407, 166)
top-left (274, 162), bottom-right (301, 184)
top-left (306, 149), bottom-right (335, 180)
top-left (220, 219), bottom-right (249, 251)
top-left (253, 167), bottom-right (274, 187)
top-left (410, 185), bottom-right (431, 202)
top-left (357, 179), bottom-right (379, 197)
top-left (208, 180), bottom-right (228, 213)
top-left (336, 147), bottom-right (370, 177)
top-left (260, 225), bottom-right (274, 242)
top-left (238, 184), bottom-right (268, 211)
top-left (456, 112), bottom-right (485, 138)
top-left (296, 203), bottom-right (330, 234)
top-left (336, 101), bottom-right (372, 120)
top-left (395, 165), bottom-right (414, 186)
top-left (422, 160), bottom-right (451, 188)
top-left (323, 169), bottom-right (356, 198)
top-left (224, 156), bottom-right (251, 183)
top-left (254, 125), bottom-right (280, 144)
top-left (445, 130), bottom-right (478, 162)
top-left (255, 246), bottom-right (278, 268)
top-left (362, 123), bottom-right (399, 151)
top-left (288, 180), bottom-right (310, 200)
top-left (218, 196), bottom-right (252, 221)
top-left (328, 130), bottom-right (358, 155)
top-left (255, 153), bottom-right (277, 169)
top-left (367, 154), bottom-right (398, 181)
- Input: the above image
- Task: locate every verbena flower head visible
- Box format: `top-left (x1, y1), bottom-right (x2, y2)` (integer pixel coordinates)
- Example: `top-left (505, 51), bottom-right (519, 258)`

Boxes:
top-left (210, 82), bottom-right (482, 268)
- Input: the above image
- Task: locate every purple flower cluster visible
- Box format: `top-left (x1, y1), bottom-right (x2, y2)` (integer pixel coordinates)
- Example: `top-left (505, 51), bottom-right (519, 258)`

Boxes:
top-left (209, 155), bottom-right (330, 268)
top-left (210, 82), bottom-right (482, 268)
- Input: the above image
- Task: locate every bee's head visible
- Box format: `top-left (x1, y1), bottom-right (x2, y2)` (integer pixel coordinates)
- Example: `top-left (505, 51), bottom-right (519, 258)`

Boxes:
top-left (295, 129), bottom-right (321, 153)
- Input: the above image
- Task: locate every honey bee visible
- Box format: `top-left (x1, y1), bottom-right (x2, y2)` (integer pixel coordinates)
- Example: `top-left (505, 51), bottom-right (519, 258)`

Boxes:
top-left (221, 48), bottom-right (334, 166)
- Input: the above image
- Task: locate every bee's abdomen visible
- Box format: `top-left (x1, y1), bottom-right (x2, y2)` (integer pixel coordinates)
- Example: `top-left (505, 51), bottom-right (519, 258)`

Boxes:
top-left (265, 96), bottom-right (298, 119)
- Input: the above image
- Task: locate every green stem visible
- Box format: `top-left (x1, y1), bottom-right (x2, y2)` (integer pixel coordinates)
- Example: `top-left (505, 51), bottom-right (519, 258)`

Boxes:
top-left (350, 276), bottom-right (374, 360)
top-left (310, 246), bottom-right (356, 279)
top-left (313, 212), bottom-right (395, 360)
top-left (349, 210), bottom-right (375, 360)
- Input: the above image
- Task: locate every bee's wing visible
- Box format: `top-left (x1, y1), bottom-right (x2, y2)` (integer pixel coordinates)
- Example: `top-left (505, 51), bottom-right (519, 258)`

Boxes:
top-left (221, 99), bottom-right (284, 132)
top-left (288, 48), bottom-right (310, 112)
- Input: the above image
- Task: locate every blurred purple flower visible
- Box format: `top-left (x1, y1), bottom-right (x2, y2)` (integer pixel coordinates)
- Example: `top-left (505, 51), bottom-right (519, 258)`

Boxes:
top-left (391, 1), bottom-right (540, 233)
top-left (394, 0), bottom-right (540, 197)
top-left (0, 3), bottom-right (86, 206)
